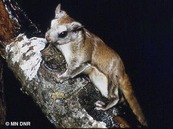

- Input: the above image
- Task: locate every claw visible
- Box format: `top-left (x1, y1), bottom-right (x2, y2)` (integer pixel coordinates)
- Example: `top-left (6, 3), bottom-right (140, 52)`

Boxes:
top-left (54, 72), bottom-right (69, 83)
top-left (52, 73), bottom-right (63, 83)
top-left (94, 106), bottom-right (106, 111)
top-left (59, 79), bottom-right (64, 83)
top-left (94, 100), bottom-right (107, 111)
top-left (95, 100), bottom-right (105, 107)
top-left (94, 107), bottom-right (103, 110)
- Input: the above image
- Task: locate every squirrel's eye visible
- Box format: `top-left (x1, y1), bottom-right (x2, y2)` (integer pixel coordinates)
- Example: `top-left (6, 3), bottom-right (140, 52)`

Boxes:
top-left (58, 31), bottom-right (68, 38)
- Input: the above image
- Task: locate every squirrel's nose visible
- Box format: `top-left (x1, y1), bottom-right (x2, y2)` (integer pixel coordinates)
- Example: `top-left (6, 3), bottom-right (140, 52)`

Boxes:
top-left (46, 36), bottom-right (52, 42)
top-left (45, 32), bottom-right (52, 42)
top-left (45, 34), bottom-right (52, 43)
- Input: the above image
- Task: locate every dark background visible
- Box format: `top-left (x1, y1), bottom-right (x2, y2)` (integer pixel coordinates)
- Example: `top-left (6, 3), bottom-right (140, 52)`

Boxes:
top-left (4, 0), bottom-right (173, 129)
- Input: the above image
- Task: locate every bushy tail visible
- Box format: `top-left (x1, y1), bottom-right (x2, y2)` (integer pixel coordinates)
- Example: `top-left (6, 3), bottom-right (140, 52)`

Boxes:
top-left (119, 73), bottom-right (148, 127)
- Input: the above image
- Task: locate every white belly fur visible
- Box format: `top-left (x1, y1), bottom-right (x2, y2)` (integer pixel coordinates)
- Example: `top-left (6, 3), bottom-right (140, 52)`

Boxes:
top-left (58, 43), bottom-right (72, 64)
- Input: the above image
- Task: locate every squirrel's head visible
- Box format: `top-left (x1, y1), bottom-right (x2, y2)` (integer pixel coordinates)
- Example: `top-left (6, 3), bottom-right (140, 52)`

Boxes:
top-left (45, 4), bottom-right (84, 45)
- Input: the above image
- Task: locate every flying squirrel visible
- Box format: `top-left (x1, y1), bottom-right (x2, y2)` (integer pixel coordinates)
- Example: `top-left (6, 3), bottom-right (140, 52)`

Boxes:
top-left (45, 4), bottom-right (147, 127)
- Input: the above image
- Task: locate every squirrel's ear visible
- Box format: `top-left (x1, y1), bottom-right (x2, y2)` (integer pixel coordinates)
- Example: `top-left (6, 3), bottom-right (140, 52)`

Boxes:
top-left (70, 22), bottom-right (83, 31)
top-left (55, 4), bottom-right (61, 15)
top-left (55, 4), bottom-right (67, 19)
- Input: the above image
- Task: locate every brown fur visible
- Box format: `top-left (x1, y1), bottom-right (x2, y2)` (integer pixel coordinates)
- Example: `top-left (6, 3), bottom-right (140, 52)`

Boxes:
top-left (59, 16), bottom-right (74, 24)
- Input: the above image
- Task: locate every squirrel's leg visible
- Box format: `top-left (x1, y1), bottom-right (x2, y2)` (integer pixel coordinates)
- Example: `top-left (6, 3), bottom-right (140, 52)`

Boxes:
top-left (55, 63), bottom-right (91, 82)
top-left (88, 66), bottom-right (119, 111)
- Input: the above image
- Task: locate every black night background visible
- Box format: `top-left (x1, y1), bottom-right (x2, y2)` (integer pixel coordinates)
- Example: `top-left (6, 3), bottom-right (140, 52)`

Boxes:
top-left (3, 0), bottom-right (173, 129)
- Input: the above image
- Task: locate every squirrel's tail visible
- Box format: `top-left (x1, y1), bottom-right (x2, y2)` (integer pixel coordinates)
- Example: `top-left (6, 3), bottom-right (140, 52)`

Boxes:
top-left (119, 73), bottom-right (148, 127)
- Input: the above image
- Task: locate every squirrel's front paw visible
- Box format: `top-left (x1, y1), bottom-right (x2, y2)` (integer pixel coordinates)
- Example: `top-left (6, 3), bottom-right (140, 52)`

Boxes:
top-left (54, 73), bottom-right (69, 83)
top-left (94, 100), bottom-right (106, 111)
top-left (52, 74), bottom-right (62, 83)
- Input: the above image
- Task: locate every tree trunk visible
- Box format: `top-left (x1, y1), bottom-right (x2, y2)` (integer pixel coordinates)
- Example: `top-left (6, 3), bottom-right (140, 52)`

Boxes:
top-left (0, 0), bottom-right (16, 43)
top-left (0, 0), bottom-right (17, 126)
top-left (0, 0), bottom-right (134, 128)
